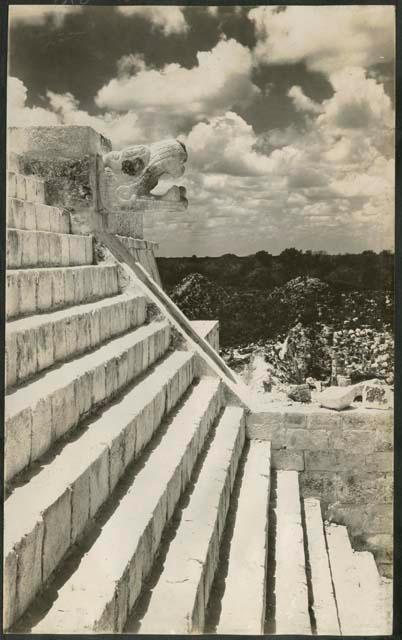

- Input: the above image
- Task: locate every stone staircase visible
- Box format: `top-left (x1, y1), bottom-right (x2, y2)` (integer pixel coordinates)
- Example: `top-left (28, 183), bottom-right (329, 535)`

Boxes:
top-left (3, 147), bottom-right (392, 635)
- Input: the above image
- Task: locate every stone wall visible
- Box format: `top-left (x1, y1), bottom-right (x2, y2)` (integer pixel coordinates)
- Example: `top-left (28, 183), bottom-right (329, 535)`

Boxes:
top-left (116, 236), bottom-right (161, 286)
top-left (247, 405), bottom-right (393, 577)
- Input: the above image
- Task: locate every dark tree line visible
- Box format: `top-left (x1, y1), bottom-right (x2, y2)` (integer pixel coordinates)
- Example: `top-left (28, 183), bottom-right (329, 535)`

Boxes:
top-left (158, 249), bottom-right (394, 293)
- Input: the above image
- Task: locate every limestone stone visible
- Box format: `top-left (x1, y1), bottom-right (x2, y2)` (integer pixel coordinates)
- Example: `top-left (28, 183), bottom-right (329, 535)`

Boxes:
top-left (318, 383), bottom-right (363, 410)
top-left (271, 449), bottom-right (304, 471)
top-left (363, 380), bottom-right (392, 409)
top-left (287, 383), bottom-right (311, 403)
top-left (42, 488), bottom-right (72, 582)
top-left (3, 550), bottom-right (17, 630)
top-left (5, 406), bottom-right (31, 482)
top-left (15, 520), bottom-right (44, 622)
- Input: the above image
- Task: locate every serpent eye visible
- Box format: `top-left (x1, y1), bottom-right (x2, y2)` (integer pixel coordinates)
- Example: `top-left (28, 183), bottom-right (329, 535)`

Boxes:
top-left (121, 158), bottom-right (144, 176)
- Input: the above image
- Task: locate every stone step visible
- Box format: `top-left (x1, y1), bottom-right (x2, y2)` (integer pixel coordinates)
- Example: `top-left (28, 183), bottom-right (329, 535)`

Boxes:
top-left (6, 290), bottom-right (147, 389)
top-left (7, 228), bottom-right (93, 269)
top-left (7, 198), bottom-right (70, 234)
top-left (4, 350), bottom-right (195, 630)
top-left (8, 152), bottom-right (24, 174)
top-left (324, 523), bottom-right (368, 635)
top-left (215, 440), bottom-right (271, 635)
top-left (32, 378), bottom-right (223, 633)
top-left (303, 499), bottom-right (340, 635)
top-left (274, 470), bottom-right (311, 634)
top-left (7, 265), bottom-right (121, 320)
top-left (5, 321), bottom-right (170, 484)
top-left (353, 551), bottom-right (392, 635)
top-left (137, 406), bottom-right (246, 634)
top-left (8, 171), bottom-right (46, 204)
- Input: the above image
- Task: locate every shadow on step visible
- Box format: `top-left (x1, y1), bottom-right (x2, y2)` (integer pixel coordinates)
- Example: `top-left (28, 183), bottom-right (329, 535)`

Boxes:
top-left (264, 470), bottom-right (277, 635)
top-left (11, 378), bottom-right (199, 633)
top-left (124, 406), bottom-right (225, 633)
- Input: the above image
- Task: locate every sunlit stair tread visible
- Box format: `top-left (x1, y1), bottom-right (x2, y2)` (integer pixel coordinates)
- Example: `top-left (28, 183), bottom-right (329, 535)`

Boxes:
top-left (138, 405), bottom-right (245, 634)
top-left (7, 198), bottom-right (70, 233)
top-left (216, 439), bottom-right (271, 635)
top-left (6, 290), bottom-right (147, 388)
top-left (5, 321), bottom-right (170, 482)
top-left (4, 350), bottom-right (196, 630)
top-left (274, 470), bottom-right (311, 635)
top-left (303, 498), bottom-right (340, 635)
top-left (6, 264), bottom-right (121, 319)
top-left (7, 228), bottom-right (93, 269)
top-left (32, 378), bottom-right (223, 633)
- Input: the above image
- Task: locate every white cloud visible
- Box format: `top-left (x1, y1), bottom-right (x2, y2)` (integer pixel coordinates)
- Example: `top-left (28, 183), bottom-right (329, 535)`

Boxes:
top-left (249, 5), bottom-right (394, 75)
top-left (95, 38), bottom-right (259, 119)
top-left (287, 86), bottom-right (323, 114)
top-left (10, 5), bottom-right (82, 27)
top-left (116, 6), bottom-right (188, 35)
top-left (7, 77), bottom-right (144, 149)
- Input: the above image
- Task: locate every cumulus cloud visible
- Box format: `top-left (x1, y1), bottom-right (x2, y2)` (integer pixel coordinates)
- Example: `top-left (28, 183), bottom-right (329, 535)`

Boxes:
top-left (288, 86), bottom-right (323, 114)
top-left (10, 5), bottom-right (81, 27)
top-left (8, 77), bottom-right (144, 149)
top-left (116, 6), bottom-right (188, 35)
top-left (249, 5), bottom-right (395, 75)
top-left (95, 38), bottom-right (260, 118)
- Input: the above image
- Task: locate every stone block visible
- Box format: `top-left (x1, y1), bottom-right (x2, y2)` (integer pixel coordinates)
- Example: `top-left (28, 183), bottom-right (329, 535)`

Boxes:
top-left (7, 228), bottom-right (22, 268)
top-left (37, 230), bottom-right (50, 266)
top-left (19, 270), bottom-right (38, 315)
top-left (335, 472), bottom-right (393, 504)
top-left (77, 369), bottom-right (93, 416)
top-left (36, 269), bottom-right (53, 311)
top-left (329, 429), bottom-right (377, 453)
top-left (31, 397), bottom-right (52, 461)
top-left (21, 229), bottom-right (38, 267)
top-left (60, 233), bottom-right (70, 266)
top-left (16, 329), bottom-right (37, 383)
top-left (92, 364), bottom-right (106, 405)
top-left (304, 450), bottom-right (337, 471)
top-left (365, 452), bottom-right (393, 472)
top-left (42, 488), bottom-right (72, 582)
top-left (36, 203), bottom-right (51, 231)
top-left (37, 323), bottom-right (55, 372)
top-left (52, 268), bottom-right (65, 307)
top-left (16, 173), bottom-right (27, 200)
top-left (71, 469), bottom-right (90, 543)
top-left (307, 411), bottom-right (342, 430)
top-left (271, 449), bottom-right (304, 471)
top-left (6, 272), bottom-right (20, 319)
top-left (89, 448), bottom-right (110, 517)
top-left (109, 432), bottom-right (126, 492)
top-left (8, 171), bottom-right (17, 197)
top-left (52, 380), bottom-right (78, 440)
top-left (15, 519), bottom-right (44, 620)
top-left (300, 471), bottom-right (340, 503)
top-left (53, 320), bottom-right (68, 362)
top-left (4, 550), bottom-right (17, 629)
top-left (286, 428), bottom-right (329, 451)
top-left (9, 125), bottom-right (111, 159)
top-left (5, 407), bottom-right (32, 482)
top-left (5, 332), bottom-right (18, 388)
top-left (375, 425), bottom-right (393, 451)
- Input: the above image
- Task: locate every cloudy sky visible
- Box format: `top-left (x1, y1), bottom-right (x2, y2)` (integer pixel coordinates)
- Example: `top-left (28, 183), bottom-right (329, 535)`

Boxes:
top-left (8, 4), bottom-right (395, 256)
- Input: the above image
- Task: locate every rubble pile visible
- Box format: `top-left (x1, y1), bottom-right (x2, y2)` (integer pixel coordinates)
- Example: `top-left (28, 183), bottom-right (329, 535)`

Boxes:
top-left (171, 273), bottom-right (394, 387)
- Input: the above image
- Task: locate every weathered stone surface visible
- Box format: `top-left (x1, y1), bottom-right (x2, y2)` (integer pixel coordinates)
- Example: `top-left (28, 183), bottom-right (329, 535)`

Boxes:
top-left (139, 406), bottom-right (245, 634)
top-left (363, 380), bottom-right (392, 409)
top-left (287, 384), bottom-right (311, 403)
top-left (102, 139), bottom-right (188, 211)
top-left (271, 449), bottom-right (304, 471)
top-left (33, 379), bottom-right (222, 633)
top-left (9, 126), bottom-right (111, 160)
top-left (318, 383), bottom-right (363, 410)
